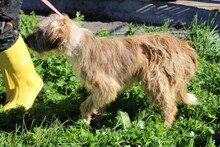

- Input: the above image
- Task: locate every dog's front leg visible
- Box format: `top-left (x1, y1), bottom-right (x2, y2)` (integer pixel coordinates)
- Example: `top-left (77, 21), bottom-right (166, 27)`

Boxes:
top-left (80, 91), bottom-right (118, 124)
top-left (80, 80), bottom-right (120, 124)
top-left (80, 95), bottom-right (98, 124)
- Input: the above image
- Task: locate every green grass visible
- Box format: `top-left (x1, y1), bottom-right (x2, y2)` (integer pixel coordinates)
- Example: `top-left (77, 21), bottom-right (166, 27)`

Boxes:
top-left (0, 12), bottom-right (219, 146)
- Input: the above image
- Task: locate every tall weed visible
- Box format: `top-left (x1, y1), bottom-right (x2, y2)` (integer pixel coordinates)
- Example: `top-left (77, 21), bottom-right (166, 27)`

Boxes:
top-left (188, 16), bottom-right (220, 63)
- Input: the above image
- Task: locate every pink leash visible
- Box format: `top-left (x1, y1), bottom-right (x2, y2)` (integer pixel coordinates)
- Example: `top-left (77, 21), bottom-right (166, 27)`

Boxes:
top-left (41, 0), bottom-right (64, 18)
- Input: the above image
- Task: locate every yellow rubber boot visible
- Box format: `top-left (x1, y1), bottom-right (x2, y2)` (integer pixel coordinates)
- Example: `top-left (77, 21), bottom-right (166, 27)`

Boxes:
top-left (0, 63), bottom-right (14, 104)
top-left (0, 34), bottom-right (44, 111)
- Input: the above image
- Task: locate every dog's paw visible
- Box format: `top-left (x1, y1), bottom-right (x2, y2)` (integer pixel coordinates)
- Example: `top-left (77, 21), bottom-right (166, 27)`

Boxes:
top-left (90, 114), bottom-right (104, 128)
top-left (79, 118), bottom-right (91, 125)
top-left (187, 93), bottom-right (200, 105)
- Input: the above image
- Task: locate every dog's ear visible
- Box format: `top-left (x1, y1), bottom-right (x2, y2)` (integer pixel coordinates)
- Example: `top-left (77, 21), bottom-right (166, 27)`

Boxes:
top-left (46, 18), bottom-right (71, 50)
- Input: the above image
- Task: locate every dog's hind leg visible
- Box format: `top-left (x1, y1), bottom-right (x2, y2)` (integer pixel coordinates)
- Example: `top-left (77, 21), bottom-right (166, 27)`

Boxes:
top-left (143, 74), bottom-right (178, 127)
top-left (177, 87), bottom-right (199, 105)
top-left (80, 78), bottom-right (120, 124)
top-left (161, 92), bottom-right (178, 127)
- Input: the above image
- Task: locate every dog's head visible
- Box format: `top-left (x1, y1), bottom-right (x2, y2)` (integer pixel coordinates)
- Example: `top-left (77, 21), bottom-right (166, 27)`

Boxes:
top-left (25, 13), bottom-right (81, 55)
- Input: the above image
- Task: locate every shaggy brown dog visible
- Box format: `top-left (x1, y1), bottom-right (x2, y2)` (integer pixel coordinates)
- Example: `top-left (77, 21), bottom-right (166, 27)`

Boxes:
top-left (25, 14), bottom-right (199, 127)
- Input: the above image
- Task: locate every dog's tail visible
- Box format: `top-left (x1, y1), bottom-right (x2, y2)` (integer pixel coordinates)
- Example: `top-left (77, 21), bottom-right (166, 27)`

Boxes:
top-left (185, 93), bottom-right (200, 105)
top-left (178, 87), bottom-right (199, 105)
top-left (183, 40), bottom-right (198, 75)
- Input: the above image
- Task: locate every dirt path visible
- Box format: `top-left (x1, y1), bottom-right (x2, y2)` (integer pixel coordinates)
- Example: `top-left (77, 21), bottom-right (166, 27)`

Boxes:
top-left (82, 21), bottom-right (129, 36)
top-left (81, 21), bottom-right (187, 39)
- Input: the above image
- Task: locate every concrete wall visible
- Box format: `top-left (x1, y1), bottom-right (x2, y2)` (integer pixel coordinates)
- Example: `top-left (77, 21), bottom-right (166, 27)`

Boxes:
top-left (21, 0), bottom-right (220, 29)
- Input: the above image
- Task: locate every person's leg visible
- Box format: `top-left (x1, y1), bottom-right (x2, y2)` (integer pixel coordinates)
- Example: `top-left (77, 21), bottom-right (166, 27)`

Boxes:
top-left (0, 0), bottom-right (44, 111)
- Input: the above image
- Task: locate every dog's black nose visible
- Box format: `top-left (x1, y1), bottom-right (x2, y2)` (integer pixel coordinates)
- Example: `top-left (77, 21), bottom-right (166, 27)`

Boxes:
top-left (24, 37), bottom-right (31, 48)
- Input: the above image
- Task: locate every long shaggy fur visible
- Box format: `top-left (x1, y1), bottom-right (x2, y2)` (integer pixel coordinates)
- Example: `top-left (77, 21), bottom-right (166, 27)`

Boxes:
top-left (25, 14), bottom-right (199, 127)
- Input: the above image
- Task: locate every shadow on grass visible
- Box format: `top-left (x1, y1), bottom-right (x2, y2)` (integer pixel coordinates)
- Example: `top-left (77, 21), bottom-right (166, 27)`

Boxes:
top-left (0, 90), bottom-right (219, 146)
top-left (0, 87), bottom-right (150, 132)
top-left (0, 90), bottom-right (84, 132)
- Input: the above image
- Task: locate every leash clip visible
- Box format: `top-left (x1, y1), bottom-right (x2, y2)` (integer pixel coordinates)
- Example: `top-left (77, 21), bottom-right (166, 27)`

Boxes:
top-left (0, 21), bottom-right (6, 34)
